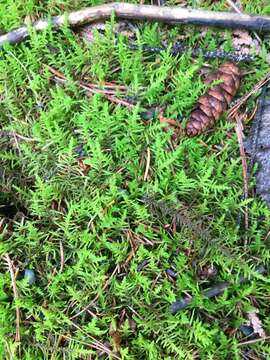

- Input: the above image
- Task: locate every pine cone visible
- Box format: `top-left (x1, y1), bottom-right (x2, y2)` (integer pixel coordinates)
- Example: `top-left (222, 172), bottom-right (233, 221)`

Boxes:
top-left (186, 63), bottom-right (241, 137)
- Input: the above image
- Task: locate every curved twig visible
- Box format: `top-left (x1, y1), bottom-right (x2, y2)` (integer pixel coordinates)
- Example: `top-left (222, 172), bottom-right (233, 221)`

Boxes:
top-left (1, 3), bottom-right (270, 47)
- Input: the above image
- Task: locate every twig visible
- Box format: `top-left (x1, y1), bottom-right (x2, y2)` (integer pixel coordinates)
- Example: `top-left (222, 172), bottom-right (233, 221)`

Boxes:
top-left (130, 43), bottom-right (254, 62)
top-left (105, 94), bottom-right (135, 109)
top-left (234, 114), bottom-right (249, 232)
top-left (237, 336), bottom-right (270, 347)
top-left (0, 131), bottom-right (37, 142)
top-left (4, 254), bottom-right (20, 342)
top-left (143, 147), bottom-right (151, 181)
top-left (226, 0), bottom-right (242, 14)
top-left (1, 3), bottom-right (270, 47)
top-left (171, 264), bottom-right (266, 314)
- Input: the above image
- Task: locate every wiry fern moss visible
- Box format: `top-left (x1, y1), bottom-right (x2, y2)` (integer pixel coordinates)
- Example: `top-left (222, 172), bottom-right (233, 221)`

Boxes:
top-left (1, 1), bottom-right (270, 359)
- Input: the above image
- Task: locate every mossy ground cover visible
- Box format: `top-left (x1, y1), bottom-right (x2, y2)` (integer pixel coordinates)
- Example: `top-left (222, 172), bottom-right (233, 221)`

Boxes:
top-left (1, 0), bottom-right (270, 358)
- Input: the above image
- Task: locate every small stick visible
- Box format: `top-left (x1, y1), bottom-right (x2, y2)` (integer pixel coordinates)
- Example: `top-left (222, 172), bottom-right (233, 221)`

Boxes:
top-left (4, 254), bottom-right (20, 342)
top-left (129, 43), bottom-right (254, 62)
top-left (237, 335), bottom-right (270, 347)
top-left (0, 131), bottom-right (37, 142)
top-left (234, 114), bottom-right (249, 232)
top-left (226, 0), bottom-right (242, 14)
top-left (1, 3), bottom-right (270, 48)
top-left (143, 147), bottom-right (151, 181)
top-left (171, 264), bottom-right (266, 314)
top-left (105, 94), bottom-right (135, 109)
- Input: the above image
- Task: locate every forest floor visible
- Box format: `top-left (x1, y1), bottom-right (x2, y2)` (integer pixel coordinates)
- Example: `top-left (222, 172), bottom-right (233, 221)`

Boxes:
top-left (1, 0), bottom-right (270, 359)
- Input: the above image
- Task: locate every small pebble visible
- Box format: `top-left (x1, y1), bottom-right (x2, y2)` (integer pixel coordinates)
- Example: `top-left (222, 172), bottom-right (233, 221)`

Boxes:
top-left (74, 144), bottom-right (86, 157)
top-left (24, 269), bottom-right (36, 285)
top-left (137, 259), bottom-right (149, 271)
top-left (166, 268), bottom-right (178, 279)
top-left (239, 325), bottom-right (254, 337)
top-left (140, 108), bottom-right (157, 121)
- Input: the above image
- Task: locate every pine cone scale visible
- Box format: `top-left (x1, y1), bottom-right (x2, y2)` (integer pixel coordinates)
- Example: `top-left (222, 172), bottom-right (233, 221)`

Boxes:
top-left (186, 62), bottom-right (241, 137)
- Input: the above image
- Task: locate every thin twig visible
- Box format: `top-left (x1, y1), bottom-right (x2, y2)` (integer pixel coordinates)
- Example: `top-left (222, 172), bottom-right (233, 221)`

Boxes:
top-left (171, 264), bottom-right (266, 314)
top-left (143, 147), bottom-right (151, 181)
top-left (4, 254), bottom-right (20, 342)
top-left (0, 131), bottom-right (37, 142)
top-left (131, 42), bottom-right (253, 62)
top-left (234, 114), bottom-right (249, 232)
top-left (237, 335), bottom-right (270, 347)
top-left (226, 0), bottom-right (242, 14)
top-left (229, 72), bottom-right (270, 119)
top-left (105, 94), bottom-right (135, 109)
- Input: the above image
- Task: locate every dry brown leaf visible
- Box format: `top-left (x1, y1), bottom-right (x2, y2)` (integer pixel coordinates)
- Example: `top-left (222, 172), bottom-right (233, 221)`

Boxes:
top-left (247, 309), bottom-right (266, 338)
top-left (109, 320), bottom-right (122, 352)
top-left (233, 30), bottom-right (253, 46)
top-left (232, 30), bottom-right (261, 55)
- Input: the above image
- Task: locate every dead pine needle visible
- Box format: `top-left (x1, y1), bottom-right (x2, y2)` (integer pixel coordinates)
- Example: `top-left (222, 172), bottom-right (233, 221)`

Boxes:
top-left (4, 254), bottom-right (20, 342)
top-left (59, 240), bottom-right (64, 273)
top-left (143, 147), bottom-right (151, 181)
top-left (46, 65), bottom-right (135, 109)
top-left (234, 115), bottom-right (249, 232)
top-left (229, 72), bottom-right (270, 119)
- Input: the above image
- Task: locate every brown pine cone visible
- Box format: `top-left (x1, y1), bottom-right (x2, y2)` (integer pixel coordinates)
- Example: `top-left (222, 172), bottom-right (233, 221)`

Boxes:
top-left (186, 63), bottom-right (241, 137)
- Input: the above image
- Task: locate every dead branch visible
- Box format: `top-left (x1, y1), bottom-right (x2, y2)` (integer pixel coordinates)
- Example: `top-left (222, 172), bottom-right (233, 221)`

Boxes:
top-left (171, 264), bottom-right (266, 314)
top-left (1, 3), bottom-right (270, 47)
top-left (234, 114), bottom-right (249, 232)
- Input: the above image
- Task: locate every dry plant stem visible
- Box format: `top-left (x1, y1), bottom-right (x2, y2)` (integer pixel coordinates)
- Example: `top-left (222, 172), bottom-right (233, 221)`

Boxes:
top-left (237, 336), bottom-right (270, 347)
top-left (143, 147), bottom-right (151, 181)
top-left (1, 3), bottom-right (270, 47)
top-left (47, 66), bottom-right (135, 109)
top-left (59, 240), bottom-right (64, 273)
top-left (234, 115), bottom-right (249, 232)
top-left (62, 325), bottom-right (122, 360)
top-left (4, 254), bottom-right (20, 342)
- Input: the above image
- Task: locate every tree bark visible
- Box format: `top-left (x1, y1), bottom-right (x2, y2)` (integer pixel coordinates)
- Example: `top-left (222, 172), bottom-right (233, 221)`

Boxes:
top-left (1, 2), bottom-right (270, 47)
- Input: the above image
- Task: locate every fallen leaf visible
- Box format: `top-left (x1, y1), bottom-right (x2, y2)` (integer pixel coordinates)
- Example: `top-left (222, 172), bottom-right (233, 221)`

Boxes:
top-left (232, 30), bottom-right (261, 55)
top-left (247, 309), bottom-right (266, 338)
top-left (233, 30), bottom-right (253, 46)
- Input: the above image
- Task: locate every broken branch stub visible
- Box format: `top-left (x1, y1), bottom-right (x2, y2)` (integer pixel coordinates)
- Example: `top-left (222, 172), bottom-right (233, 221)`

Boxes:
top-left (1, 3), bottom-right (270, 48)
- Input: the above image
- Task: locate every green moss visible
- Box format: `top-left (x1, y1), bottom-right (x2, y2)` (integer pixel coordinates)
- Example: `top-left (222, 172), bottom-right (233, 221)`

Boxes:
top-left (1, 1), bottom-right (270, 358)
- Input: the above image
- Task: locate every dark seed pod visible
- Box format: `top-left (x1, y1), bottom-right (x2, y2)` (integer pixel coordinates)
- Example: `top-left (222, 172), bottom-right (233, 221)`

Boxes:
top-left (186, 63), bottom-right (241, 137)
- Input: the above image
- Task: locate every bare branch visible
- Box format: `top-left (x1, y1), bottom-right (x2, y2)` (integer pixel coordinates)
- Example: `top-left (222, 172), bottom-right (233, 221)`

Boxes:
top-left (1, 3), bottom-right (270, 47)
